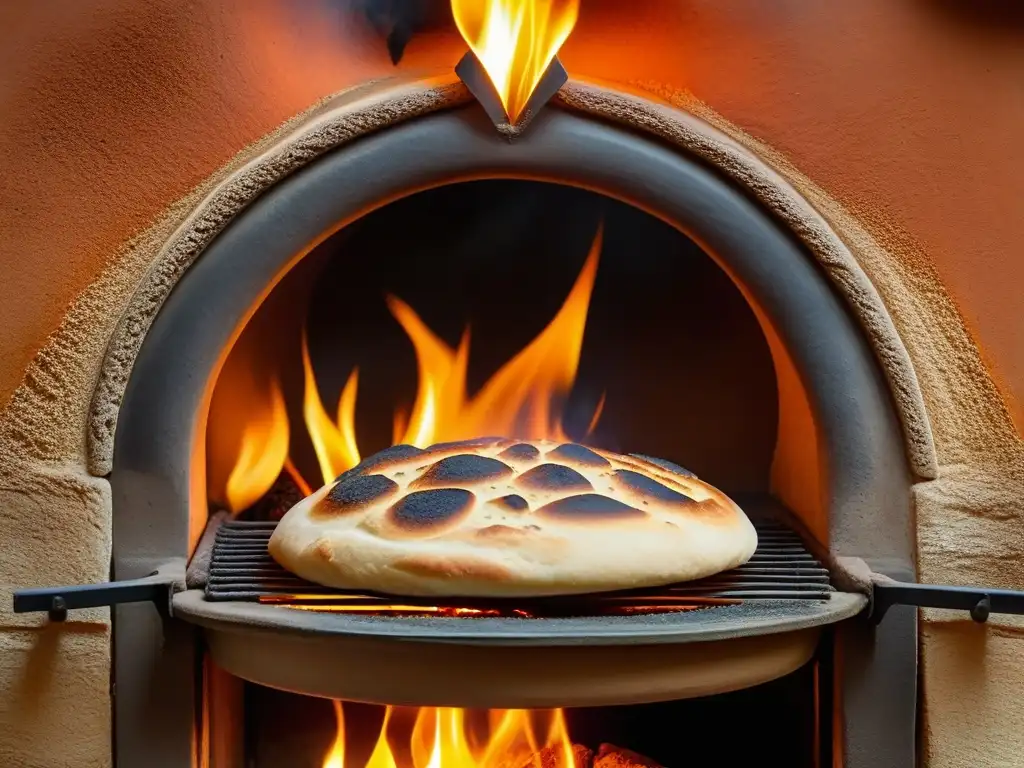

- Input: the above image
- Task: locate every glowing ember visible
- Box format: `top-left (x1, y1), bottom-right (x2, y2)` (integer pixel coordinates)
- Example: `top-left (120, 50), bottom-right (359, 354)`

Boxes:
top-left (451, 0), bottom-right (580, 123)
top-left (323, 704), bottom-right (574, 768)
top-left (258, 593), bottom-right (737, 617)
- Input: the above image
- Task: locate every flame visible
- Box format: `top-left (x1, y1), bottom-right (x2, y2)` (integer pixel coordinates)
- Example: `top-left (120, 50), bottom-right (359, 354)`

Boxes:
top-left (452, 0), bottom-right (580, 123)
top-left (224, 378), bottom-right (289, 513)
top-left (223, 227), bottom-right (603, 501)
top-left (302, 330), bottom-right (362, 485)
top-left (391, 227), bottom-right (602, 448)
top-left (323, 705), bottom-right (575, 768)
top-left (324, 700), bottom-right (346, 768)
top-left (293, 227), bottom-right (603, 492)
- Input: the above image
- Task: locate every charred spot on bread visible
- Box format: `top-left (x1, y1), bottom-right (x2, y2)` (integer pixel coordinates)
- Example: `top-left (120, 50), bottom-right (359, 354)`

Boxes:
top-left (536, 493), bottom-right (646, 521)
top-left (516, 463), bottom-right (593, 493)
top-left (387, 488), bottom-right (475, 534)
top-left (317, 474), bottom-right (399, 518)
top-left (498, 443), bottom-right (541, 462)
top-left (335, 443), bottom-right (424, 482)
top-left (492, 494), bottom-right (530, 512)
top-left (412, 454), bottom-right (515, 488)
top-left (613, 469), bottom-right (694, 505)
top-left (546, 443), bottom-right (610, 467)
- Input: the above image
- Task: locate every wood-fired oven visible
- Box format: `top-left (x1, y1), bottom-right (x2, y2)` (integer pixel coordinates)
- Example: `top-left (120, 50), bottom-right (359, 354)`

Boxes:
top-left (5, 3), bottom-right (1024, 768)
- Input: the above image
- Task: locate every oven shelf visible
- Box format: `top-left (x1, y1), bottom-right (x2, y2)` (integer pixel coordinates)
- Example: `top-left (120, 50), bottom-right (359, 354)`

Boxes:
top-left (204, 516), bottom-right (834, 607)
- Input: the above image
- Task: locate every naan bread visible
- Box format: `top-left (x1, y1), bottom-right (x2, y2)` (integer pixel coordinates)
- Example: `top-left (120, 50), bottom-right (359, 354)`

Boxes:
top-left (269, 438), bottom-right (757, 598)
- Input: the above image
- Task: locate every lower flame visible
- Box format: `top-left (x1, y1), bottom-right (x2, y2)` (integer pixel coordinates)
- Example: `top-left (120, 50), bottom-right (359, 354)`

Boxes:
top-left (224, 226), bottom-right (605, 501)
top-left (324, 704), bottom-right (574, 768)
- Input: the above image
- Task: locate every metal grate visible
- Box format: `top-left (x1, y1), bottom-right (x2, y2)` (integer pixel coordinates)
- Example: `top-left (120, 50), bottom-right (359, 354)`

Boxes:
top-left (204, 518), bottom-right (832, 611)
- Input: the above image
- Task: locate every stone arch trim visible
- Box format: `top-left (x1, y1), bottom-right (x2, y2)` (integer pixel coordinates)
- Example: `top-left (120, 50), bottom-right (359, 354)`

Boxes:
top-left (85, 74), bottom-right (937, 481)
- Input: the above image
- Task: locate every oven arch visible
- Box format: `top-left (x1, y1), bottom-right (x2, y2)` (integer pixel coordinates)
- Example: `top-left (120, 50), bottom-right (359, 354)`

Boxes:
top-left (102, 79), bottom-right (920, 768)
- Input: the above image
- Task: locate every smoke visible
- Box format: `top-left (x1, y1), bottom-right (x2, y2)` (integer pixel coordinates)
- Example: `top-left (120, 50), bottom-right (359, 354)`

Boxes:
top-left (343, 0), bottom-right (451, 64)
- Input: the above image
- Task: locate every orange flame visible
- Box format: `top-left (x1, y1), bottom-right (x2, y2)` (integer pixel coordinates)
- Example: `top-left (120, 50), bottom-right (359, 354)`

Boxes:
top-left (391, 226), bottom-right (602, 448)
top-left (452, 0), bottom-right (580, 123)
top-left (324, 700), bottom-right (346, 768)
top-left (323, 705), bottom-right (575, 768)
top-left (302, 330), bottom-right (362, 486)
top-left (225, 228), bottom-right (602, 504)
top-left (224, 378), bottom-right (289, 513)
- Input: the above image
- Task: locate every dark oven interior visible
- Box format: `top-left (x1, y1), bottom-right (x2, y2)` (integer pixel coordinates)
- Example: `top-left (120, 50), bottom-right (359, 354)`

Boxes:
top-left (205, 179), bottom-right (778, 515)
top-left (200, 180), bottom-right (826, 768)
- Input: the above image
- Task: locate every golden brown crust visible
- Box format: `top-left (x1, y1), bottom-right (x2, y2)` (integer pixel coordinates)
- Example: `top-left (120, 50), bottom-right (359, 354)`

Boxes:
top-left (391, 554), bottom-right (515, 583)
top-left (269, 438), bottom-right (757, 597)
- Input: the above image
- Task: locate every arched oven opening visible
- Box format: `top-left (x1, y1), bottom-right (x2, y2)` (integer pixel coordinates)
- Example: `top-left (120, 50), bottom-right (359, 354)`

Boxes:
top-left (100, 86), bottom-right (921, 768)
top-left (204, 179), bottom-right (821, 765)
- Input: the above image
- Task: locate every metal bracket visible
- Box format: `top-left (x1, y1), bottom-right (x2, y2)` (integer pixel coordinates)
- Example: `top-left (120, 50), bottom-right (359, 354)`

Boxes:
top-left (455, 51), bottom-right (568, 138)
top-left (871, 581), bottom-right (1024, 625)
top-left (12, 561), bottom-right (184, 622)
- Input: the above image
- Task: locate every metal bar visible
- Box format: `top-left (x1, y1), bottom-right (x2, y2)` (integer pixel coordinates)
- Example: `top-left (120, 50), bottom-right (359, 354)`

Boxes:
top-left (455, 51), bottom-right (568, 136)
top-left (871, 581), bottom-right (1024, 624)
top-left (13, 573), bottom-right (175, 622)
top-left (203, 518), bottom-right (838, 607)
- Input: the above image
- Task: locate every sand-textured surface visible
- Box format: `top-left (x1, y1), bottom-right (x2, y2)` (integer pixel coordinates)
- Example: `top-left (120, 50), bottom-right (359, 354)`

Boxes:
top-left (0, 74), bottom-right (1019, 767)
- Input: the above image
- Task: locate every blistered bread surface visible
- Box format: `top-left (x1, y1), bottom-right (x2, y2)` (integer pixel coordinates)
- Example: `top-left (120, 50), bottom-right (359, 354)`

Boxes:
top-left (268, 437), bottom-right (758, 598)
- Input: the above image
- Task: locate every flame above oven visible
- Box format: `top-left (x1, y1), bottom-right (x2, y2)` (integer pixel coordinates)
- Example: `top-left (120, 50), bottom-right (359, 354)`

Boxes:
top-left (324, 704), bottom-right (573, 768)
top-left (451, 0), bottom-right (580, 123)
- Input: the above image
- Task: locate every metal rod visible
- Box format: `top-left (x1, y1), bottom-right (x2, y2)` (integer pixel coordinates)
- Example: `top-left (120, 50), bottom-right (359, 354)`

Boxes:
top-left (12, 569), bottom-right (179, 622)
top-left (871, 581), bottom-right (1024, 624)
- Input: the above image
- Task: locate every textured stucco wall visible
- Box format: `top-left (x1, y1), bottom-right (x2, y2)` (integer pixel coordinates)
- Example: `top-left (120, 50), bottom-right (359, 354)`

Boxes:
top-left (0, 2), bottom-right (1022, 768)
top-left (1, 0), bottom-right (1022, 429)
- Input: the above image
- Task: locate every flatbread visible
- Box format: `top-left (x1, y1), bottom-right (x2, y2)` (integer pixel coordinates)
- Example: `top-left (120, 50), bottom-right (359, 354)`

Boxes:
top-left (268, 437), bottom-right (757, 598)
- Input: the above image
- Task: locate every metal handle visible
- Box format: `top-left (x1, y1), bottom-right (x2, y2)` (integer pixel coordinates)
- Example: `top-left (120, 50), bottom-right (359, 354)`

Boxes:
top-left (12, 563), bottom-right (183, 622)
top-left (871, 581), bottom-right (1024, 624)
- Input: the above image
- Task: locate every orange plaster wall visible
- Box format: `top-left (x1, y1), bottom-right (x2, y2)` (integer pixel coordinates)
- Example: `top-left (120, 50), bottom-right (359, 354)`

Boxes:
top-left (1, 0), bottom-right (1022, 430)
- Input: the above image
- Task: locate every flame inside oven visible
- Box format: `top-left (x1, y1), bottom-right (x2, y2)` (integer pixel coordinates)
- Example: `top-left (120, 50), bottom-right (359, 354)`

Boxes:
top-left (323, 704), bottom-right (574, 768)
top-left (221, 225), bottom-right (604, 510)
